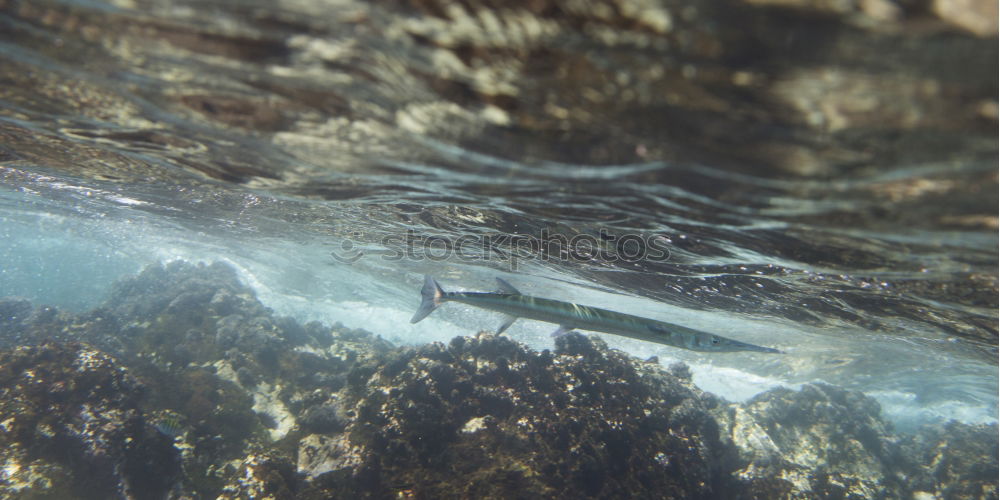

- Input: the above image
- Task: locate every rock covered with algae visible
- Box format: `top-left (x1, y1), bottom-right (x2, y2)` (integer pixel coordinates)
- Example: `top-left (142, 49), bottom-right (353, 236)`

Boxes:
top-left (298, 331), bottom-right (733, 498)
top-left (900, 420), bottom-right (1000, 500)
top-left (716, 382), bottom-right (908, 498)
top-left (0, 342), bottom-right (180, 499)
top-left (0, 260), bottom-right (996, 499)
top-left (714, 387), bottom-right (999, 499)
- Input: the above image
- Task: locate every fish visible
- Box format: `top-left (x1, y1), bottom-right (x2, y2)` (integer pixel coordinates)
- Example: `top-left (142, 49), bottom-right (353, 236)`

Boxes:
top-left (154, 415), bottom-right (185, 438)
top-left (411, 275), bottom-right (782, 353)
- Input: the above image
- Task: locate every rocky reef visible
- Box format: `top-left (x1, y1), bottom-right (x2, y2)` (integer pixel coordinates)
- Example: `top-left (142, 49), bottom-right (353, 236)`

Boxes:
top-left (0, 261), bottom-right (996, 499)
top-left (0, 343), bottom-right (179, 499)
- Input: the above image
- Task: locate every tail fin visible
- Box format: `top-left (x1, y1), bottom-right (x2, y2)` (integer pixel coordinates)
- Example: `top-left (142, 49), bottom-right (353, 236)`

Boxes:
top-left (410, 275), bottom-right (445, 323)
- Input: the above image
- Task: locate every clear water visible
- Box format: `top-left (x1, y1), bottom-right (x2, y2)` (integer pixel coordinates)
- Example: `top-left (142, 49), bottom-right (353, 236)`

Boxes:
top-left (0, 0), bottom-right (996, 434)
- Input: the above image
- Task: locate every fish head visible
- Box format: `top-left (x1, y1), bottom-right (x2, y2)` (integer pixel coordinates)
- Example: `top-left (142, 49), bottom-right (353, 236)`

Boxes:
top-left (695, 334), bottom-right (783, 353)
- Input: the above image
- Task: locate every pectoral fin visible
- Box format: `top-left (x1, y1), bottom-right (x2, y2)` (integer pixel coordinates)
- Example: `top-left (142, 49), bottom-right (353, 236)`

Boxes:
top-left (550, 325), bottom-right (575, 338)
top-left (496, 314), bottom-right (518, 334)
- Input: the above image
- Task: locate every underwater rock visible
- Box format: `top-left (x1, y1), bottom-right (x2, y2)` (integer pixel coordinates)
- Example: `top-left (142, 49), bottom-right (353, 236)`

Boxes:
top-left (0, 300), bottom-right (76, 348)
top-left (0, 342), bottom-right (180, 500)
top-left (2, 261), bottom-right (995, 499)
top-left (218, 452), bottom-right (299, 500)
top-left (0, 262), bottom-right (303, 497)
top-left (297, 433), bottom-right (365, 480)
top-left (0, 298), bottom-right (33, 326)
top-left (103, 261), bottom-right (268, 322)
top-left (236, 366), bottom-right (258, 387)
top-left (301, 331), bottom-right (731, 498)
top-left (0, 298), bottom-right (36, 346)
top-left (717, 383), bottom-right (909, 498)
top-left (902, 420), bottom-right (999, 499)
top-left (299, 401), bottom-right (349, 434)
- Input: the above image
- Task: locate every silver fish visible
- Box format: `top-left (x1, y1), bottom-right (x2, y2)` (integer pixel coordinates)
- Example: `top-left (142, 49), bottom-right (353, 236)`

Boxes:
top-left (411, 275), bottom-right (782, 353)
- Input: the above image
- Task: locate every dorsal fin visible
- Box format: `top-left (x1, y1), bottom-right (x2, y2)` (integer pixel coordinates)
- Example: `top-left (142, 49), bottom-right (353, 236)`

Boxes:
top-left (495, 277), bottom-right (521, 295)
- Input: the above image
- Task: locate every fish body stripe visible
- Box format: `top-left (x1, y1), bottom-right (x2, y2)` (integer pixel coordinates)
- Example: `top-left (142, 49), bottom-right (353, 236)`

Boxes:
top-left (442, 291), bottom-right (777, 353)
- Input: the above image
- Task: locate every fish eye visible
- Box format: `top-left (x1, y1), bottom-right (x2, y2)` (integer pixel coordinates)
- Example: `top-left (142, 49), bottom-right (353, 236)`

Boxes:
top-left (711, 337), bottom-right (720, 344)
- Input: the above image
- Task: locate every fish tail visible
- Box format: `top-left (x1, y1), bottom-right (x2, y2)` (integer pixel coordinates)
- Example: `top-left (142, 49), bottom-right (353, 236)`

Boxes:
top-left (410, 275), bottom-right (446, 323)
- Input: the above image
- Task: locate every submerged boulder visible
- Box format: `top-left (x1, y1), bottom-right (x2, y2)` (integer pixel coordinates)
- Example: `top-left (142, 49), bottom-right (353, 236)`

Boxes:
top-left (300, 331), bottom-right (733, 498)
top-left (716, 383), bottom-right (1000, 500)
top-left (218, 452), bottom-right (299, 500)
top-left (0, 300), bottom-right (75, 348)
top-left (717, 383), bottom-right (908, 498)
top-left (0, 342), bottom-right (180, 500)
top-left (902, 420), bottom-right (999, 500)
top-left (102, 260), bottom-right (266, 323)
